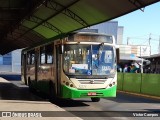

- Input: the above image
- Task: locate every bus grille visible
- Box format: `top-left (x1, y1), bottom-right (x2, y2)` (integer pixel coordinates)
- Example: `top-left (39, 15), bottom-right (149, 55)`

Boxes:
top-left (78, 79), bottom-right (106, 84)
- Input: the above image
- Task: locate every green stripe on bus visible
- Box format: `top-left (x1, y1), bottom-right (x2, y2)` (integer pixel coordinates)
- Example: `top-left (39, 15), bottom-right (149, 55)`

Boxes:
top-left (61, 85), bottom-right (117, 98)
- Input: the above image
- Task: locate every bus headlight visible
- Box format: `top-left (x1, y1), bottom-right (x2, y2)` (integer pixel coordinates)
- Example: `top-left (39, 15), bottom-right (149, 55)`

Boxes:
top-left (65, 81), bottom-right (74, 87)
top-left (110, 69), bottom-right (115, 74)
top-left (70, 84), bottom-right (73, 87)
top-left (66, 82), bottom-right (69, 86)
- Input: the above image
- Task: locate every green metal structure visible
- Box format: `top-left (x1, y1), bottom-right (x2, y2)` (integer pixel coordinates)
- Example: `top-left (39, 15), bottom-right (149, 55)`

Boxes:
top-left (0, 0), bottom-right (159, 54)
top-left (117, 73), bottom-right (160, 97)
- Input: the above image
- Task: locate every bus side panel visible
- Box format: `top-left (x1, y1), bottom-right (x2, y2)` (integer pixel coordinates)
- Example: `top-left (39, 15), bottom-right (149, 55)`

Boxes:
top-left (37, 64), bottom-right (55, 94)
top-left (26, 65), bottom-right (36, 82)
top-left (36, 43), bottom-right (55, 95)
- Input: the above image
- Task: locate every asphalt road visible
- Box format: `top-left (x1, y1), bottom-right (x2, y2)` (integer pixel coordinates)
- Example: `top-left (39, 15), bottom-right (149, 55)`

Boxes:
top-left (54, 93), bottom-right (160, 120)
top-left (0, 80), bottom-right (160, 120)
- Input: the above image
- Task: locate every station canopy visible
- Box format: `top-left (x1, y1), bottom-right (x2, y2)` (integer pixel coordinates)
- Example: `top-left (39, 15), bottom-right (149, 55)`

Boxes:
top-left (0, 0), bottom-right (159, 54)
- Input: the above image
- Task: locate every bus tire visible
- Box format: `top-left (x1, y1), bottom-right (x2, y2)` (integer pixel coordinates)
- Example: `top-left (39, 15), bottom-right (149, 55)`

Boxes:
top-left (28, 77), bottom-right (34, 92)
top-left (91, 97), bottom-right (100, 102)
top-left (24, 78), bottom-right (27, 85)
top-left (49, 82), bottom-right (56, 102)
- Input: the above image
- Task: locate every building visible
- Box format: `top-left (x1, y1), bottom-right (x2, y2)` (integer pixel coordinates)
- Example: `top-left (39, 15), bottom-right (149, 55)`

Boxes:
top-left (118, 44), bottom-right (151, 57)
top-left (144, 54), bottom-right (160, 73)
top-left (89, 21), bottom-right (123, 44)
top-left (0, 49), bottom-right (21, 73)
top-left (117, 26), bottom-right (124, 44)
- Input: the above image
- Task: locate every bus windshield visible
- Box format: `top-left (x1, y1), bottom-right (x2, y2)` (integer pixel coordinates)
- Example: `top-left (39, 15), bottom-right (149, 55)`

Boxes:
top-left (63, 44), bottom-right (115, 76)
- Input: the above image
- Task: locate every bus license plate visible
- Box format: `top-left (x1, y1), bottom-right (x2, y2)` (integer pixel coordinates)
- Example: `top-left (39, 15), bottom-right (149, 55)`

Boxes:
top-left (88, 92), bottom-right (96, 96)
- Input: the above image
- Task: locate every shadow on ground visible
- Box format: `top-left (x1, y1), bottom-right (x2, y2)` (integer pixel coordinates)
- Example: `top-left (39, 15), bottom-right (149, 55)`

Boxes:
top-left (104, 92), bottom-right (160, 103)
top-left (0, 81), bottom-right (89, 107)
top-left (0, 82), bottom-right (46, 101)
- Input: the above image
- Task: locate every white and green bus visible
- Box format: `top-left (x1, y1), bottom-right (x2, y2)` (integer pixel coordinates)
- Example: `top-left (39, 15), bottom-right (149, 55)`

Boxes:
top-left (21, 32), bottom-right (118, 102)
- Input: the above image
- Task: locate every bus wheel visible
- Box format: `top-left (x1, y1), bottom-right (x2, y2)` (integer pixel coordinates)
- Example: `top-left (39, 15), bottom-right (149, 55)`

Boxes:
top-left (28, 78), bottom-right (31, 88)
top-left (24, 78), bottom-right (27, 85)
top-left (28, 78), bottom-right (34, 92)
top-left (49, 83), bottom-right (56, 102)
top-left (91, 97), bottom-right (100, 102)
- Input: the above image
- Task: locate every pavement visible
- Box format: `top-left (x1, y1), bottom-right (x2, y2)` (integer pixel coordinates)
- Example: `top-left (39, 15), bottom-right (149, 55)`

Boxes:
top-left (118, 90), bottom-right (160, 101)
top-left (0, 77), bottom-right (82, 120)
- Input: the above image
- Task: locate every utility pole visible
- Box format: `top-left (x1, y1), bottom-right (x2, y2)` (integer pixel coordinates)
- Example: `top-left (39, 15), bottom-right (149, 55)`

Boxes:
top-left (159, 36), bottom-right (160, 53)
top-left (149, 33), bottom-right (151, 55)
top-left (127, 37), bottom-right (130, 45)
top-left (149, 33), bottom-right (151, 45)
top-left (140, 46), bottom-right (143, 73)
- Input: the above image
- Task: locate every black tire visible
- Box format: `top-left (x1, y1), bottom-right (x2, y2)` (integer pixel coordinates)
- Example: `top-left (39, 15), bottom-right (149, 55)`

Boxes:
top-left (91, 97), bottom-right (100, 102)
top-left (28, 78), bottom-right (35, 92)
top-left (24, 77), bottom-right (27, 85)
top-left (49, 82), bottom-right (56, 102)
top-left (28, 78), bottom-right (31, 88)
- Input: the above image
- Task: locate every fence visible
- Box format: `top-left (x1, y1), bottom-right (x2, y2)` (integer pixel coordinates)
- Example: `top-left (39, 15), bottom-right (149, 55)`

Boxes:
top-left (117, 73), bottom-right (160, 96)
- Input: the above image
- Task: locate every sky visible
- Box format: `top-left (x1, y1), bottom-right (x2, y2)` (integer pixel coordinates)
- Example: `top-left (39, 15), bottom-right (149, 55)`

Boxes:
top-left (114, 2), bottom-right (160, 55)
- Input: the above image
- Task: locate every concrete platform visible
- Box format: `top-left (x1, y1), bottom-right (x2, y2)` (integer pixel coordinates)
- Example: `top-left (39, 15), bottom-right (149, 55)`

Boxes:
top-left (0, 77), bottom-right (82, 120)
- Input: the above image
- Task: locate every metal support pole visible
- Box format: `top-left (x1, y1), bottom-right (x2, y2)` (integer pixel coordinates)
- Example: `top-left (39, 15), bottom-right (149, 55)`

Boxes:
top-left (127, 37), bottom-right (129, 45)
top-left (159, 36), bottom-right (160, 53)
top-left (149, 33), bottom-right (151, 55)
top-left (140, 46), bottom-right (143, 73)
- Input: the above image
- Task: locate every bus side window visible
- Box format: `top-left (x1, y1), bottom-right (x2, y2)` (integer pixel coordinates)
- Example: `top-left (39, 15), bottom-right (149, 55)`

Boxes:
top-left (27, 50), bottom-right (35, 65)
top-left (27, 53), bottom-right (30, 65)
top-left (31, 52), bottom-right (35, 64)
top-left (40, 47), bottom-right (46, 64)
top-left (40, 44), bottom-right (54, 64)
top-left (46, 44), bottom-right (53, 64)
top-left (47, 55), bottom-right (53, 64)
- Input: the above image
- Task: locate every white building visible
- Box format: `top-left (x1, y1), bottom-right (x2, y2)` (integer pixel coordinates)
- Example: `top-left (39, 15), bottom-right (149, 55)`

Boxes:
top-left (89, 21), bottom-right (123, 44)
top-left (0, 49), bottom-right (21, 73)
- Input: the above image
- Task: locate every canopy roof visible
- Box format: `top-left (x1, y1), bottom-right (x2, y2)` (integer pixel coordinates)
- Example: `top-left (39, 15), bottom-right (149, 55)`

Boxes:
top-left (0, 0), bottom-right (159, 54)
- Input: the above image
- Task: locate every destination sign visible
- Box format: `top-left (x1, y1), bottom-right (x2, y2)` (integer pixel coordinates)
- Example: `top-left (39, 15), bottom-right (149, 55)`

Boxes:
top-left (71, 34), bottom-right (113, 43)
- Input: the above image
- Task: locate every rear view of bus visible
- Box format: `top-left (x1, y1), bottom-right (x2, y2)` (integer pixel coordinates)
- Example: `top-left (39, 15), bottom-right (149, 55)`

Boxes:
top-left (61, 32), bottom-right (117, 102)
